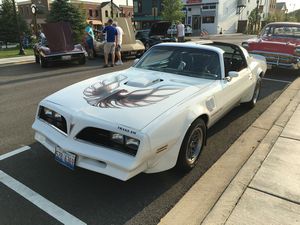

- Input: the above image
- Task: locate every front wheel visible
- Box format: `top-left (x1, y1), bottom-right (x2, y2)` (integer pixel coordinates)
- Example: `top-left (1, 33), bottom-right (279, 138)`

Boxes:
top-left (78, 56), bottom-right (86, 65)
top-left (244, 77), bottom-right (262, 109)
top-left (176, 118), bottom-right (206, 171)
top-left (39, 56), bottom-right (48, 68)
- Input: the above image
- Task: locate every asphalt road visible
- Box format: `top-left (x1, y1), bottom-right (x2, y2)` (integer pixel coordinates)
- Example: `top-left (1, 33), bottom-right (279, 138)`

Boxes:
top-left (0, 43), bottom-right (299, 224)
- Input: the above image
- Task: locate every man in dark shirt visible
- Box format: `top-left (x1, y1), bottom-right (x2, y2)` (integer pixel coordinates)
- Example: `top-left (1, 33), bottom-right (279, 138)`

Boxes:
top-left (102, 19), bottom-right (118, 67)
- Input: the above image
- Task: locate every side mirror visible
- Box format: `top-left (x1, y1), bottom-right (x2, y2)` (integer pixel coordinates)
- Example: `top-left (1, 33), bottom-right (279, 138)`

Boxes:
top-left (133, 58), bottom-right (140, 65)
top-left (228, 71), bottom-right (239, 78)
top-left (225, 71), bottom-right (239, 82)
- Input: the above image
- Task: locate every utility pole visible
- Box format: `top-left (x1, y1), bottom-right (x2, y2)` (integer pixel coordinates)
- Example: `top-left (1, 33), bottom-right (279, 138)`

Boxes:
top-left (12, 0), bottom-right (25, 55)
top-left (111, 0), bottom-right (113, 18)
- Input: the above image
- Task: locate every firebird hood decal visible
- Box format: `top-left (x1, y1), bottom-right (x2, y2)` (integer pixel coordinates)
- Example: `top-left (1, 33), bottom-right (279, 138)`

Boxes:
top-left (83, 75), bottom-right (181, 108)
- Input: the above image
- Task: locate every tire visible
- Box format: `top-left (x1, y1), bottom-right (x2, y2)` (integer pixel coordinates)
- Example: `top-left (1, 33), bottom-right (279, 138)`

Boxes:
top-left (35, 55), bottom-right (39, 64)
top-left (78, 56), bottom-right (86, 65)
top-left (39, 56), bottom-right (48, 68)
top-left (244, 77), bottom-right (262, 109)
top-left (176, 118), bottom-right (206, 171)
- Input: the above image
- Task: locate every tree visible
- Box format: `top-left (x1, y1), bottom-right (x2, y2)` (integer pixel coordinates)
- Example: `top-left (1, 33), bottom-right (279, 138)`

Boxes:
top-left (0, 0), bottom-right (28, 47)
top-left (161, 0), bottom-right (184, 25)
top-left (47, 0), bottom-right (86, 43)
top-left (248, 8), bottom-right (261, 34)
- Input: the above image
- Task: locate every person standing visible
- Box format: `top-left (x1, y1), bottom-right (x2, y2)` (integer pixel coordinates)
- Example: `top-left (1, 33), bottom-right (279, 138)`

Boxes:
top-left (112, 22), bottom-right (124, 65)
top-left (85, 21), bottom-right (95, 59)
top-left (102, 19), bottom-right (118, 67)
top-left (177, 21), bottom-right (185, 43)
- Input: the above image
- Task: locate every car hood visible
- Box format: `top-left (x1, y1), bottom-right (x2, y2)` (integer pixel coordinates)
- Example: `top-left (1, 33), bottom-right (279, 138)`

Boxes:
top-left (149, 22), bottom-right (171, 37)
top-left (44, 67), bottom-right (214, 130)
top-left (248, 36), bottom-right (300, 55)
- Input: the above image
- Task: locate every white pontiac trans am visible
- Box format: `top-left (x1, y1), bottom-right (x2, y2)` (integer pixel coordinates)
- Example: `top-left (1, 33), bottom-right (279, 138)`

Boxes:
top-left (32, 41), bottom-right (267, 181)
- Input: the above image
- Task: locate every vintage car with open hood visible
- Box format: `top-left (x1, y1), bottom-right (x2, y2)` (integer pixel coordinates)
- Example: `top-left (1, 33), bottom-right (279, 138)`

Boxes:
top-left (32, 42), bottom-right (267, 181)
top-left (94, 18), bottom-right (145, 58)
top-left (242, 22), bottom-right (300, 70)
top-left (33, 21), bottom-right (86, 68)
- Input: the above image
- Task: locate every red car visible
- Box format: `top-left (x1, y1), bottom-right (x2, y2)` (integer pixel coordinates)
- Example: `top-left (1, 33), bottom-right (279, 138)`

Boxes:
top-left (242, 22), bottom-right (300, 70)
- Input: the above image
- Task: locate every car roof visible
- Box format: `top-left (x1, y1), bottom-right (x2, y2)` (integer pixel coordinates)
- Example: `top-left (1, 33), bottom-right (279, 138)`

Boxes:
top-left (155, 42), bottom-right (225, 54)
top-left (266, 22), bottom-right (300, 26)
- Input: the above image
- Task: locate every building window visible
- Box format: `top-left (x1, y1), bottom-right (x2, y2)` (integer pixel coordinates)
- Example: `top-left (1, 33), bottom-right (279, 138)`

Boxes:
top-left (26, 6), bottom-right (29, 16)
top-left (89, 9), bottom-right (93, 17)
top-left (202, 4), bottom-right (216, 10)
top-left (138, 0), bottom-right (142, 13)
top-left (20, 7), bottom-right (23, 15)
top-left (202, 16), bottom-right (215, 23)
top-left (152, 0), bottom-right (157, 7)
top-left (105, 10), bottom-right (108, 17)
top-left (95, 10), bottom-right (99, 17)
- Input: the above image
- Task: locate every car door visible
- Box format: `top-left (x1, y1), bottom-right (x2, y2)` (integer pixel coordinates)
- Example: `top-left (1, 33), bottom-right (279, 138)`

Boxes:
top-left (212, 52), bottom-right (253, 122)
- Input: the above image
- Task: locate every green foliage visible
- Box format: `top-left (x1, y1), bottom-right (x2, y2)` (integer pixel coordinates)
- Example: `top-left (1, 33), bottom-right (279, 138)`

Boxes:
top-left (288, 9), bottom-right (300, 22)
top-left (0, 0), bottom-right (28, 45)
top-left (161, 0), bottom-right (184, 24)
top-left (247, 9), bottom-right (261, 34)
top-left (47, 0), bottom-right (86, 43)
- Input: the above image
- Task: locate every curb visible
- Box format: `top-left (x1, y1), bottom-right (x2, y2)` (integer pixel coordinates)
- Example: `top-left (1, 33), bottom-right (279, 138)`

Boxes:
top-left (159, 77), bottom-right (300, 225)
top-left (0, 56), bottom-right (35, 67)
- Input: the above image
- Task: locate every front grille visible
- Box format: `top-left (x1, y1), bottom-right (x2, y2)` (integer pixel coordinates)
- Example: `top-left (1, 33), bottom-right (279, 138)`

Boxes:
top-left (38, 106), bottom-right (68, 134)
top-left (76, 127), bottom-right (138, 156)
top-left (252, 51), bottom-right (296, 64)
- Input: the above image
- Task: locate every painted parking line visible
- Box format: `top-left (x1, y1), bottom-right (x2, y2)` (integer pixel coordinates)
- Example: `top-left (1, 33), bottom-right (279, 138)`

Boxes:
top-left (0, 170), bottom-right (87, 225)
top-left (0, 146), bottom-right (31, 161)
top-left (263, 77), bottom-right (292, 84)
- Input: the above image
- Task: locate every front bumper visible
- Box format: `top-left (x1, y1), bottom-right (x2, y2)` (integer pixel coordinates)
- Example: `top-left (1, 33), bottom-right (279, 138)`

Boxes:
top-left (41, 51), bottom-right (86, 63)
top-left (32, 103), bottom-right (151, 181)
top-left (249, 50), bottom-right (300, 70)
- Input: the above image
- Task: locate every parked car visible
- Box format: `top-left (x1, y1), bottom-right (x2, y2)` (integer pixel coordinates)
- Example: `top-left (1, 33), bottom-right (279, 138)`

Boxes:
top-left (242, 22), bottom-right (300, 70)
top-left (139, 21), bottom-right (177, 50)
top-left (135, 29), bottom-right (150, 45)
top-left (93, 18), bottom-right (145, 58)
top-left (167, 24), bottom-right (193, 36)
top-left (32, 41), bottom-right (266, 181)
top-left (33, 21), bottom-right (86, 68)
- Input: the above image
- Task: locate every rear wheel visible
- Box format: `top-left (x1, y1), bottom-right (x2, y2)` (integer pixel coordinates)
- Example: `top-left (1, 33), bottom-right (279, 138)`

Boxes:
top-left (176, 118), bottom-right (206, 171)
top-left (244, 77), bottom-right (262, 109)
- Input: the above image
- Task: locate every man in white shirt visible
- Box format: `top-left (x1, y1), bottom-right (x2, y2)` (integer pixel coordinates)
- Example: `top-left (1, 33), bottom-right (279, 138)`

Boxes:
top-left (112, 22), bottom-right (124, 65)
top-left (177, 21), bottom-right (185, 42)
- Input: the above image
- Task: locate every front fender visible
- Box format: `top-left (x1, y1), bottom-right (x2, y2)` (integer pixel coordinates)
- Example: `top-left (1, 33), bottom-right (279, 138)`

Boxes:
top-left (144, 104), bottom-right (210, 173)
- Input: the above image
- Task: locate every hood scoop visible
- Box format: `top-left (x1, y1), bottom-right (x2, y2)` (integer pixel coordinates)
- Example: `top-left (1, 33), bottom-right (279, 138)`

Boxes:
top-left (125, 74), bottom-right (163, 88)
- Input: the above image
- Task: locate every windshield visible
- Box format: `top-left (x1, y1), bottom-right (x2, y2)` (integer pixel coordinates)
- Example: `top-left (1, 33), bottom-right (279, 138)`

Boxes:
top-left (134, 46), bottom-right (221, 80)
top-left (261, 24), bottom-right (300, 39)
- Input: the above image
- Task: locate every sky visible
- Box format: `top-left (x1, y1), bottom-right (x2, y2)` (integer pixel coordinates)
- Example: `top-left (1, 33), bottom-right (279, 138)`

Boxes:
top-left (280, 0), bottom-right (300, 12)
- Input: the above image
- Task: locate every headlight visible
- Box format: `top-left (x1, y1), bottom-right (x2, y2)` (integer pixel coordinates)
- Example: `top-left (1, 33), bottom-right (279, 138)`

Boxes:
top-left (110, 132), bottom-right (140, 151)
top-left (242, 42), bottom-right (249, 49)
top-left (125, 136), bottom-right (140, 151)
top-left (294, 47), bottom-right (300, 56)
top-left (111, 133), bottom-right (124, 144)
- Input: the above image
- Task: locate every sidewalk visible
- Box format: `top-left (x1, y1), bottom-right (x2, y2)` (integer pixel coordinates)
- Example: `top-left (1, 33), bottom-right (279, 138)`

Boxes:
top-left (0, 55), bottom-right (34, 67)
top-left (159, 77), bottom-right (300, 225)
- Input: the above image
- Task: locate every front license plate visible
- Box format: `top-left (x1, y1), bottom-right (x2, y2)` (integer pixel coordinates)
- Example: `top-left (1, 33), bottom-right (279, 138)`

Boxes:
top-left (55, 147), bottom-right (76, 170)
top-left (130, 51), bottom-right (137, 55)
top-left (62, 55), bottom-right (71, 60)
